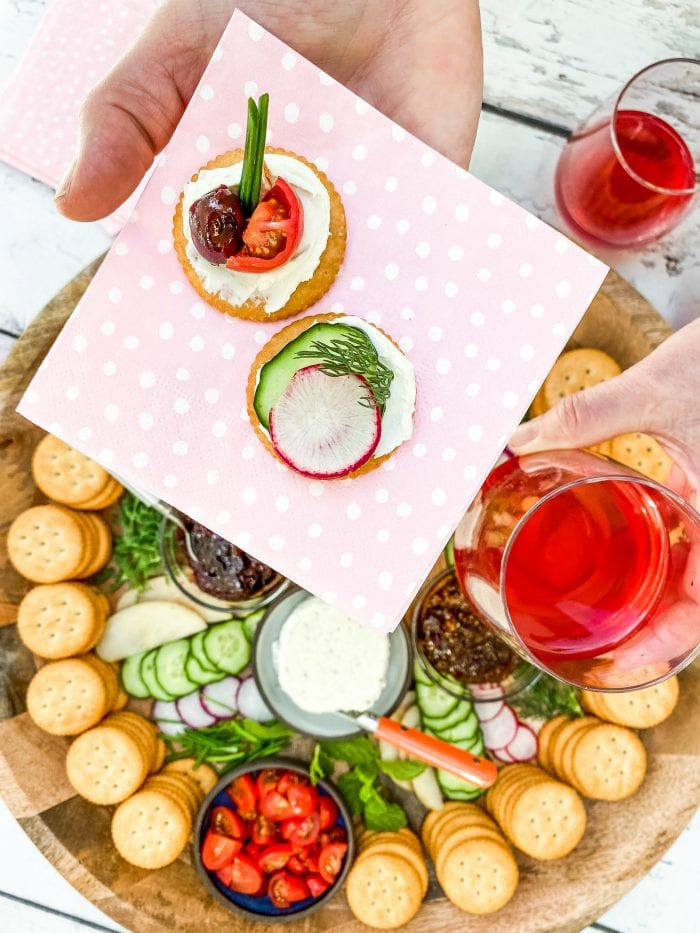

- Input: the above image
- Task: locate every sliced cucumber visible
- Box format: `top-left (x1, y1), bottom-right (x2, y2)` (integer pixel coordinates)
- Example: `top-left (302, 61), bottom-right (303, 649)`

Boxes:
top-left (140, 648), bottom-right (175, 701)
top-left (433, 712), bottom-right (480, 745)
top-left (253, 322), bottom-right (362, 429)
top-left (413, 659), bottom-right (433, 687)
top-left (438, 784), bottom-right (484, 802)
top-left (415, 680), bottom-right (459, 719)
top-left (203, 620), bottom-right (250, 675)
top-left (436, 768), bottom-right (484, 799)
top-left (185, 651), bottom-right (225, 686)
top-left (190, 630), bottom-right (219, 673)
top-left (155, 640), bottom-right (198, 697)
top-left (120, 651), bottom-right (150, 699)
top-left (422, 700), bottom-right (474, 732)
top-left (243, 609), bottom-right (265, 642)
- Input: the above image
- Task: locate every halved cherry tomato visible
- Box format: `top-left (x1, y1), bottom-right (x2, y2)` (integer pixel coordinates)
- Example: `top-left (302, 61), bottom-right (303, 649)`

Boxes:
top-left (306, 873), bottom-right (331, 898)
top-left (287, 845), bottom-right (319, 875)
top-left (268, 871), bottom-right (310, 908)
top-left (216, 862), bottom-right (234, 887)
top-left (280, 812), bottom-right (320, 849)
top-left (319, 825), bottom-right (347, 848)
top-left (318, 842), bottom-right (347, 884)
top-left (226, 178), bottom-right (303, 272)
top-left (251, 814), bottom-right (279, 846)
top-left (201, 831), bottom-right (242, 871)
top-left (260, 790), bottom-right (293, 822)
top-left (229, 853), bottom-right (264, 895)
top-left (210, 806), bottom-right (246, 839)
top-left (317, 796), bottom-right (339, 831)
top-left (256, 768), bottom-right (280, 799)
top-left (277, 771), bottom-right (306, 796)
top-left (286, 854), bottom-right (307, 876)
top-left (227, 774), bottom-right (257, 819)
top-left (258, 842), bottom-right (294, 874)
top-left (245, 841), bottom-right (265, 862)
top-left (287, 784), bottom-right (317, 819)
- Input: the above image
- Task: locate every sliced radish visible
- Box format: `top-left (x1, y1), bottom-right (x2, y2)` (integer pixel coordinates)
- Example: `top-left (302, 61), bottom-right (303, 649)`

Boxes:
top-left (505, 723), bottom-right (538, 762)
top-left (474, 700), bottom-right (505, 723)
top-left (269, 365), bottom-right (381, 479)
top-left (200, 676), bottom-right (239, 719)
top-left (152, 699), bottom-right (185, 737)
top-left (176, 691), bottom-right (218, 729)
top-left (237, 677), bottom-right (274, 722)
top-left (491, 746), bottom-right (516, 764)
top-left (480, 704), bottom-right (518, 749)
top-left (469, 683), bottom-right (502, 700)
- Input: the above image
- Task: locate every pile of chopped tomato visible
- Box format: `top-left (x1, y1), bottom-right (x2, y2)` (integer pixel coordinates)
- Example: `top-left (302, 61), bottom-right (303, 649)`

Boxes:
top-left (200, 768), bottom-right (349, 909)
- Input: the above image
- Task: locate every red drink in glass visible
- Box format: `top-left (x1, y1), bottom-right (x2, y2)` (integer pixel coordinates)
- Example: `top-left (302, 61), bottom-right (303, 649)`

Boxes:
top-left (454, 451), bottom-right (700, 690)
top-left (555, 110), bottom-right (695, 248)
top-left (554, 59), bottom-right (699, 250)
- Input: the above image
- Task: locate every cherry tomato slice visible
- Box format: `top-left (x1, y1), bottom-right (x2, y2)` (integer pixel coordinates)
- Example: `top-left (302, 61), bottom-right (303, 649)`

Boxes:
top-left (280, 812), bottom-right (320, 848)
top-left (286, 854), bottom-right (307, 876)
top-left (227, 774), bottom-right (257, 819)
top-left (245, 841), bottom-right (265, 862)
top-left (216, 863), bottom-right (234, 887)
top-left (258, 843), bottom-right (294, 874)
top-left (201, 831), bottom-right (242, 871)
top-left (318, 842), bottom-right (348, 884)
top-left (229, 853), bottom-right (264, 895)
top-left (251, 814), bottom-right (279, 846)
top-left (256, 768), bottom-right (281, 799)
top-left (210, 806), bottom-right (246, 839)
top-left (317, 796), bottom-right (339, 831)
top-left (260, 790), bottom-right (293, 822)
top-left (287, 845), bottom-right (319, 875)
top-left (306, 873), bottom-right (331, 898)
top-left (287, 784), bottom-right (317, 819)
top-left (319, 826), bottom-right (347, 847)
top-left (227, 179), bottom-right (303, 272)
top-left (277, 771), bottom-right (307, 796)
top-left (268, 871), bottom-right (310, 908)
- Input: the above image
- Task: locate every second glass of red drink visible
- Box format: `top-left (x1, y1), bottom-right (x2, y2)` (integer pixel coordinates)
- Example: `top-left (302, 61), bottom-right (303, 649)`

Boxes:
top-left (454, 449), bottom-right (700, 691)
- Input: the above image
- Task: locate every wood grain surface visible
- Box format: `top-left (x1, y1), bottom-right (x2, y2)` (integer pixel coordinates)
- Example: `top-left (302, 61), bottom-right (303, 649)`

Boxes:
top-left (1, 261), bottom-right (698, 933)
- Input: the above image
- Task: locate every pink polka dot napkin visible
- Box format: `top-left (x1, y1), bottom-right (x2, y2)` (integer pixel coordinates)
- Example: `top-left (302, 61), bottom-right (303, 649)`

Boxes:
top-left (0, 0), bottom-right (157, 234)
top-left (18, 11), bottom-right (608, 633)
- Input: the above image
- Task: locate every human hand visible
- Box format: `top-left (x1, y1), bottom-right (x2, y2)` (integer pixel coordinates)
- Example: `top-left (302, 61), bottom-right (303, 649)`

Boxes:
top-left (55, 0), bottom-right (483, 221)
top-left (509, 318), bottom-right (700, 501)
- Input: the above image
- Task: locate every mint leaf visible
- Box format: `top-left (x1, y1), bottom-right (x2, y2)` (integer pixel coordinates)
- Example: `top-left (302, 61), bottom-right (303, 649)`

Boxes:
top-left (309, 744), bottom-right (332, 785)
top-left (337, 770), bottom-right (364, 815)
top-left (320, 735), bottom-right (378, 767)
top-left (363, 794), bottom-right (407, 831)
top-left (377, 759), bottom-right (427, 781)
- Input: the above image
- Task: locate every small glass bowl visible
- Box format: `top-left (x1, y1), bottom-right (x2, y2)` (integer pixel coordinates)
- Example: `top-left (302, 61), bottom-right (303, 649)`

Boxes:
top-left (411, 568), bottom-right (539, 702)
top-left (160, 515), bottom-right (290, 618)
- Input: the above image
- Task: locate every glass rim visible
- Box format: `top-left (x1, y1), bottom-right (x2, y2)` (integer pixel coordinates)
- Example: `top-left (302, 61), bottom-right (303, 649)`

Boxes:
top-left (610, 56), bottom-right (700, 197)
top-left (499, 469), bottom-right (700, 692)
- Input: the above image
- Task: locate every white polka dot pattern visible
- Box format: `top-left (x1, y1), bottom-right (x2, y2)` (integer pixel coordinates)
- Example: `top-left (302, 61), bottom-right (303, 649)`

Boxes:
top-left (17, 11), bottom-right (608, 635)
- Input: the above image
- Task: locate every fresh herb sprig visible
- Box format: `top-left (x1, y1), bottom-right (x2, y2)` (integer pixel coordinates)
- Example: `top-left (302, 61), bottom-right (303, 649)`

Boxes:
top-left (238, 93), bottom-right (269, 216)
top-left (163, 717), bottom-right (293, 767)
top-left (312, 735), bottom-right (424, 831)
top-left (510, 671), bottom-right (584, 720)
top-left (295, 331), bottom-right (395, 413)
top-left (95, 492), bottom-right (163, 592)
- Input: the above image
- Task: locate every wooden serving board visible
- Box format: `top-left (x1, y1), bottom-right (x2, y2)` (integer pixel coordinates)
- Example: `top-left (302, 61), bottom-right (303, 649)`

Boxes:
top-left (1, 261), bottom-right (698, 933)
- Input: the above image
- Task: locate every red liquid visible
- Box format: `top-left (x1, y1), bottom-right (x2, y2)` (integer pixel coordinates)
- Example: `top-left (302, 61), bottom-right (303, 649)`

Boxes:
top-left (502, 481), bottom-right (669, 666)
top-left (555, 109), bottom-right (695, 248)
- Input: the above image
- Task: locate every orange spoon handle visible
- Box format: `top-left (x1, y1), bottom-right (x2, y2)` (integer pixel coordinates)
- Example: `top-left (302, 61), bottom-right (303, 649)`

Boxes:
top-left (373, 716), bottom-right (498, 788)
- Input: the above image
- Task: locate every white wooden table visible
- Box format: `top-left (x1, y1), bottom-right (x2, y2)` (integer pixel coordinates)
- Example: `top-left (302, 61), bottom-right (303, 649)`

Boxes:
top-left (0, 1), bottom-right (698, 930)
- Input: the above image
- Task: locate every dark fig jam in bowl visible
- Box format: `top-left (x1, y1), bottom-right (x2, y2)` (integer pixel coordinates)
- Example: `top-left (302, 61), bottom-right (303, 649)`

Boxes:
top-left (411, 568), bottom-right (538, 702)
top-left (160, 513), bottom-right (289, 617)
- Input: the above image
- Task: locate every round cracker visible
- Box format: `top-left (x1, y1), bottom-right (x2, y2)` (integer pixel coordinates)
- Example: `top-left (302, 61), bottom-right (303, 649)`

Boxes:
top-left (173, 147), bottom-right (346, 322)
top-left (428, 808), bottom-right (497, 859)
top-left (26, 658), bottom-right (108, 735)
top-left (570, 723), bottom-right (647, 801)
top-left (609, 432), bottom-right (673, 483)
top-left (425, 802), bottom-right (492, 854)
top-left (8, 505), bottom-right (87, 583)
top-left (163, 757), bottom-right (219, 796)
top-left (112, 789), bottom-right (191, 868)
top-left (421, 801), bottom-right (466, 848)
top-left (75, 513), bottom-right (112, 578)
top-left (507, 780), bottom-right (586, 859)
top-left (438, 836), bottom-right (519, 915)
top-left (537, 715), bottom-right (569, 773)
top-left (17, 582), bottom-right (102, 659)
top-left (73, 476), bottom-right (124, 511)
top-left (32, 436), bottom-right (112, 507)
top-left (557, 718), bottom-right (601, 783)
top-left (355, 839), bottom-right (428, 897)
top-left (435, 825), bottom-right (509, 879)
top-left (346, 851), bottom-right (423, 929)
top-left (67, 724), bottom-right (149, 804)
top-left (246, 312), bottom-right (410, 477)
top-left (583, 678), bottom-right (679, 729)
top-left (542, 348), bottom-right (621, 410)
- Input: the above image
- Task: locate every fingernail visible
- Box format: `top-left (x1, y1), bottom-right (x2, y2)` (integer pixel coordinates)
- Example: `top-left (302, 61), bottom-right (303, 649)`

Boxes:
top-left (55, 157), bottom-right (76, 201)
top-left (509, 420), bottom-right (539, 452)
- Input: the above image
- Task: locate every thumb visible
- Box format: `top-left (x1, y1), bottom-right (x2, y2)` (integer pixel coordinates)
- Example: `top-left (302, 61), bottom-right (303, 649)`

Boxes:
top-left (509, 369), bottom-right (643, 454)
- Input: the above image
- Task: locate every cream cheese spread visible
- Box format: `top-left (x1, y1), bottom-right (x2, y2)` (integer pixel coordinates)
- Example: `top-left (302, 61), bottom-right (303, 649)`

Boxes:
top-left (182, 154), bottom-right (331, 313)
top-left (276, 596), bottom-right (390, 714)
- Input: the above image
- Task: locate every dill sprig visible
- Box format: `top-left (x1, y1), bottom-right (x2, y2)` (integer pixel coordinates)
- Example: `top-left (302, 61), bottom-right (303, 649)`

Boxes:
top-left (295, 330), bottom-right (394, 413)
top-left (510, 672), bottom-right (584, 720)
top-left (95, 492), bottom-right (163, 592)
top-left (163, 718), bottom-right (294, 767)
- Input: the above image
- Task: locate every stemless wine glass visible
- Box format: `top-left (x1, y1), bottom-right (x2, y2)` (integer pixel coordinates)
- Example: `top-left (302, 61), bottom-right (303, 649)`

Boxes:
top-left (555, 58), bottom-right (699, 249)
top-left (453, 450), bottom-right (700, 691)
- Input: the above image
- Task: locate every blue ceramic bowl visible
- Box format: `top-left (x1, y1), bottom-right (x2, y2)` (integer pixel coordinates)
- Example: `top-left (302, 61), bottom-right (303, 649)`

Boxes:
top-left (193, 758), bottom-right (354, 923)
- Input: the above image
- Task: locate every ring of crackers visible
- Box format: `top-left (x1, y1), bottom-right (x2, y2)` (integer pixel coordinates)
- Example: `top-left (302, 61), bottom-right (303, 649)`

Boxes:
top-left (173, 147), bottom-right (346, 322)
top-left (247, 312), bottom-right (411, 477)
